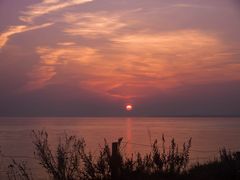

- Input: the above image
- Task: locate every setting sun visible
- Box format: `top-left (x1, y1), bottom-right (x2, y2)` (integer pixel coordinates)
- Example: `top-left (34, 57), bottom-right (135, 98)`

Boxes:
top-left (126, 104), bottom-right (133, 111)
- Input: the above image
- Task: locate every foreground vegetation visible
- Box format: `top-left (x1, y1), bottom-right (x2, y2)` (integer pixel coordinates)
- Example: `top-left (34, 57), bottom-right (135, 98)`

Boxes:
top-left (2, 130), bottom-right (240, 180)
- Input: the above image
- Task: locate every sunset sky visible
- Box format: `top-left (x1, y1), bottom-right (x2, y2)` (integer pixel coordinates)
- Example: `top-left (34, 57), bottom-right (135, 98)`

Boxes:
top-left (0, 0), bottom-right (240, 116)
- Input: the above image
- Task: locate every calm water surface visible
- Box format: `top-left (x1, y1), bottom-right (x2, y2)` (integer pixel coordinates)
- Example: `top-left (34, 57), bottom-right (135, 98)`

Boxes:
top-left (0, 117), bottom-right (240, 179)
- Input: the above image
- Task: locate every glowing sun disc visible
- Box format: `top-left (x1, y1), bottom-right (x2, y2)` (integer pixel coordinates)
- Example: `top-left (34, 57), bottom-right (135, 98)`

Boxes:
top-left (126, 104), bottom-right (133, 111)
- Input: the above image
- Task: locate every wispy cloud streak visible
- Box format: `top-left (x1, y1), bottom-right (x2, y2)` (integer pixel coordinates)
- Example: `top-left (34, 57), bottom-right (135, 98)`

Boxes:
top-left (0, 23), bottom-right (53, 49)
top-left (20, 0), bottom-right (93, 23)
top-left (0, 0), bottom-right (92, 49)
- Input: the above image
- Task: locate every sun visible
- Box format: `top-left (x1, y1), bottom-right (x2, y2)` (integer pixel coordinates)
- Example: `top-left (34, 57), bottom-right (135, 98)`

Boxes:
top-left (126, 104), bottom-right (133, 111)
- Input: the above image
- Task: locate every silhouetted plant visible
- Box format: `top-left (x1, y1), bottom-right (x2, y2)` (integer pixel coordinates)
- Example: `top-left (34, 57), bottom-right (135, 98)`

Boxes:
top-left (7, 160), bottom-right (33, 180)
top-left (31, 131), bottom-right (192, 180)
top-left (4, 130), bottom-right (240, 180)
top-left (188, 148), bottom-right (240, 180)
top-left (80, 140), bottom-right (112, 180)
top-left (95, 140), bottom-right (111, 179)
top-left (120, 135), bottom-right (191, 179)
top-left (32, 130), bottom-right (85, 180)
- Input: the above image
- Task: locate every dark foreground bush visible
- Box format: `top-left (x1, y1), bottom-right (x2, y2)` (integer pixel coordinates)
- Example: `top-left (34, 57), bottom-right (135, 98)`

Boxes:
top-left (4, 130), bottom-right (240, 180)
top-left (187, 149), bottom-right (240, 180)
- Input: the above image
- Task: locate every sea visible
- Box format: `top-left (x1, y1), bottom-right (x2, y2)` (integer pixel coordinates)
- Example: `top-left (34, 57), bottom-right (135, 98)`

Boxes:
top-left (0, 117), bottom-right (240, 179)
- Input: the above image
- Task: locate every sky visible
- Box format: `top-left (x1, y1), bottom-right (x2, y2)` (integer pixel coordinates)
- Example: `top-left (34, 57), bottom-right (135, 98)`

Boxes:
top-left (0, 0), bottom-right (240, 116)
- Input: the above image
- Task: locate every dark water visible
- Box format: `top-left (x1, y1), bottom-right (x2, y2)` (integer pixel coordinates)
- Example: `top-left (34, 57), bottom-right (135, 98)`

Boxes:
top-left (0, 117), bottom-right (240, 179)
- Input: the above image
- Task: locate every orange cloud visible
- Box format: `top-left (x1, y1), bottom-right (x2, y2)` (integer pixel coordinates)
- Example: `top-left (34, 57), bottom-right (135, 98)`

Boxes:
top-left (23, 45), bottom-right (99, 91)
top-left (24, 66), bottom-right (57, 91)
top-left (63, 12), bottom-right (126, 37)
top-left (57, 42), bottom-right (77, 46)
top-left (112, 30), bottom-right (218, 53)
top-left (22, 30), bottom-right (240, 100)
top-left (109, 30), bottom-right (237, 86)
top-left (81, 30), bottom-right (239, 98)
